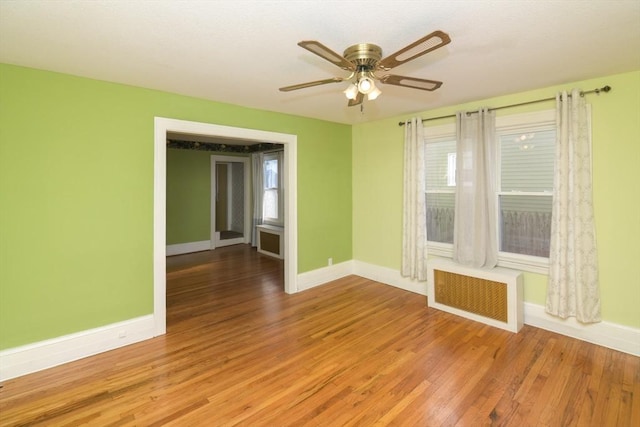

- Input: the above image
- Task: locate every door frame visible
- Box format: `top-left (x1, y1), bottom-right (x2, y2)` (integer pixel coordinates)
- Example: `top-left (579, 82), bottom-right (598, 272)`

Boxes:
top-left (154, 117), bottom-right (298, 336)
top-left (211, 155), bottom-right (250, 248)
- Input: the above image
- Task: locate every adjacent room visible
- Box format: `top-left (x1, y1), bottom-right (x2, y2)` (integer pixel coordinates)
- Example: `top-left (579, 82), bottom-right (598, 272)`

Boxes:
top-left (1, 1), bottom-right (638, 425)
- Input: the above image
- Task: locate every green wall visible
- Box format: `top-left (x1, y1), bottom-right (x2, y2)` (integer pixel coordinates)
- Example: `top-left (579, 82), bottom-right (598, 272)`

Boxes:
top-left (166, 149), bottom-right (214, 245)
top-left (0, 64), bottom-right (352, 349)
top-left (1, 61), bottom-right (637, 352)
top-left (352, 70), bottom-right (640, 329)
top-left (166, 149), bottom-right (254, 245)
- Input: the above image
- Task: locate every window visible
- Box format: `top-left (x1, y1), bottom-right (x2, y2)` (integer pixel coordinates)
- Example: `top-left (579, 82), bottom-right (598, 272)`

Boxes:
top-left (424, 110), bottom-right (556, 272)
top-left (425, 137), bottom-right (456, 244)
top-left (498, 128), bottom-right (554, 257)
top-left (262, 151), bottom-right (283, 225)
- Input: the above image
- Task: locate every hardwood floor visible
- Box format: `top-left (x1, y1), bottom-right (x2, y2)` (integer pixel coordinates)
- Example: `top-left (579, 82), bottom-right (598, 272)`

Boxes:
top-left (1, 244), bottom-right (638, 426)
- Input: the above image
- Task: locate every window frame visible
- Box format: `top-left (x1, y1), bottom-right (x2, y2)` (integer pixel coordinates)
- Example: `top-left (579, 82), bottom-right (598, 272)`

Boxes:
top-left (424, 109), bottom-right (556, 274)
top-left (262, 151), bottom-right (284, 226)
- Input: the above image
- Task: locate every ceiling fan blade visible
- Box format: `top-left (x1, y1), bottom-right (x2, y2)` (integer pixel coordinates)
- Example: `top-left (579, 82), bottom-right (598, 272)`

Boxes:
top-left (298, 41), bottom-right (356, 71)
top-left (378, 30), bottom-right (451, 70)
top-left (380, 75), bottom-right (443, 91)
top-left (279, 77), bottom-right (344, 92)
top-left (347, 92), bottom-right (364, 107)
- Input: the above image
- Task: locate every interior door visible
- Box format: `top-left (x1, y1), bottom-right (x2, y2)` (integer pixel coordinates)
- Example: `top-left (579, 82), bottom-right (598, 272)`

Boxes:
top-left (211, 155), bottom-right (250, 248)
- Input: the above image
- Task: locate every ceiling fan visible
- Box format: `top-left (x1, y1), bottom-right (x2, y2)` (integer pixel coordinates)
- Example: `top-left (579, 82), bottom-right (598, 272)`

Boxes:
top-left (279, 30), bottom-right (451, 107)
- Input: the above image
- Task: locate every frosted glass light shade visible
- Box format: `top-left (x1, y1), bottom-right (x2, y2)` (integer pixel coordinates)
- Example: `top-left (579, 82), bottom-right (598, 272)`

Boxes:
top-left (358, 77), bottom-right (375, 94)
top-left (367, 87), bottom-right (382, 100)
top-left (343, 84), bottom-right (358, 99)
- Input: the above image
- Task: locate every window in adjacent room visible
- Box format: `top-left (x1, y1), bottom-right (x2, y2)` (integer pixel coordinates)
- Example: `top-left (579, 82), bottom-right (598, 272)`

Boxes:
top-left (262, 151), bottom-right (284, 225)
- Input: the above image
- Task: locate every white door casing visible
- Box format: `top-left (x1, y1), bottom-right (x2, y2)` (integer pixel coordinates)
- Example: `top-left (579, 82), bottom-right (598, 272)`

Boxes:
top-left (211, 155), bottom-right (251, 248)
top-left (154, 117), bottom-right (297, 336)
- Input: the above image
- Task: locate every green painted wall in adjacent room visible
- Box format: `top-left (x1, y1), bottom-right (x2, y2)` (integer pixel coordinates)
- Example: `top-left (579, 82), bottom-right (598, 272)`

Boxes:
top-left (353, 70), bottom-right (640, 329)
top-left (0, 64), bottom-right (352, 349)
top-left (166, 149), bottom-right (214, 245)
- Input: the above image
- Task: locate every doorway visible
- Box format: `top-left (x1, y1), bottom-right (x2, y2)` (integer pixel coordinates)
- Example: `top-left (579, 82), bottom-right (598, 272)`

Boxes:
top-left (211, 155), bottom-right (250, 248)
top-left (154, 117), bottom-right (298, 337)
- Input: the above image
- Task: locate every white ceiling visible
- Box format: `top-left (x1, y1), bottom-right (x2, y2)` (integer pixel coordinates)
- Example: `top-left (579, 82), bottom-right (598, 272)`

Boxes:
top-left (1, 1), bottom-right (639, 125)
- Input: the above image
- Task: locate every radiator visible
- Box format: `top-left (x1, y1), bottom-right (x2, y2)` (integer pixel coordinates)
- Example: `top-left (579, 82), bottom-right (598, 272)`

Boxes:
top-left (256, 225), bottom-right (284, 259)
top-left (427, 258), bottom-right (523, 332)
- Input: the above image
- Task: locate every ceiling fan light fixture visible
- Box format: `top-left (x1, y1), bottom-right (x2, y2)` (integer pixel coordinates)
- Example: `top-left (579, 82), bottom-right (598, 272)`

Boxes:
top-left (343, 83), bottom-right (358, 100)
top-left (357, 76), bottom-right (375, 94)
top-left (367, 87), bottom-right (382, 100)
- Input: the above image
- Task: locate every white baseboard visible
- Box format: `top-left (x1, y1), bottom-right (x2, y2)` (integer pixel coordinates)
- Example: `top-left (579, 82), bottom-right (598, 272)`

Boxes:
top-left (4, 262), bottom-right (637, 382)
top-left (523, 303), bottom-right (640, 357)
top-left (166, 240), bottom-right (211, 256)
top-left (297, 260), bottom-right (354, 291)
top-left (334, 260), bottom-right (639, 356)
top-left (352, 260), bottom-right (428, 296)
top-left (0, 315), bottom-right (156, 381)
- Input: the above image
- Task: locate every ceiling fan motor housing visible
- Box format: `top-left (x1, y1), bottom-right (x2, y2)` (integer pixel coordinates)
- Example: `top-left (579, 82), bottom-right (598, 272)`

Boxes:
top-left (343, 43), bottom-right (382, 71)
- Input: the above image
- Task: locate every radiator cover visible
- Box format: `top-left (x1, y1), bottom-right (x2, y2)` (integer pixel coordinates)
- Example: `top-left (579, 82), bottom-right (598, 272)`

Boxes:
top-left (427, 259), bottom-right (523, 332)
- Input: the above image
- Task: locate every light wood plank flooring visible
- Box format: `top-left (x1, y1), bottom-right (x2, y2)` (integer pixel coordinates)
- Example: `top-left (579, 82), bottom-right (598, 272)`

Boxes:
top-left (1, 244), bottom-right (638, 426)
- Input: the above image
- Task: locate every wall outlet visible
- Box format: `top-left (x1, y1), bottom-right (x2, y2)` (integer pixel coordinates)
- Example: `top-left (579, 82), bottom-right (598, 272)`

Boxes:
top-left (328, 257), bottom-right (333, 266)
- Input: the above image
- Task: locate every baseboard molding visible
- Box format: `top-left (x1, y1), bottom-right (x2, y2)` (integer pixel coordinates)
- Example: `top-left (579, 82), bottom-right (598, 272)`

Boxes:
top-left (352, 260), bottom-right (428, 296)
top-left (0, 315), bottom-right (156, 381)
top-left (523, 302), bottom-right (640, 356)
top-left (350, 262), bottom-right (638, 356)
top-left (166, 240), bottom-right (211, 256)
top-left (4, 262), bottom-right (637, 381)
top-left (297, 260), bottom-right (354, 291)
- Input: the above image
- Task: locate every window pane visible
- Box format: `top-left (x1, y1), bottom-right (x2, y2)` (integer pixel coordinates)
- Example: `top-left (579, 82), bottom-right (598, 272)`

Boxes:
top-left (263, 188), bottom-right (278, 219)
top-left (426, 138), bottom-right (456, 244)
top-left (500, 129), bottom-right (554, 192)
top-left (500, 195), bottom-right (552, 257)
top-left (426, 192), bottom-right (454, 244)
top-left (426, 139), bottom-right (456, 191)
top-left (264, 159), bottom-right (278, 189)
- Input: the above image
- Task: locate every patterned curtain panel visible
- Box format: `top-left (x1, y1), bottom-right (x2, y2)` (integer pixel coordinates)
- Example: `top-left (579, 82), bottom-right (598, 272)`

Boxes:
top-left (401, 118), bottom-right (428, 281)
top-left (546, 89), bottom-right (601, 323)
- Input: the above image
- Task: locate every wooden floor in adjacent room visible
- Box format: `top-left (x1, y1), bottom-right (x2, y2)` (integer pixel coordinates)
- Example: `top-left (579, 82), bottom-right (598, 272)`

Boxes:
top-left (1, 244), bottom-right (638, 426)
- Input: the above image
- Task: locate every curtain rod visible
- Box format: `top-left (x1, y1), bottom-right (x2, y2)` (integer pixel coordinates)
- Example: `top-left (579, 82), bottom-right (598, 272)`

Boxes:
top-left (261, 148), bottom-right (284, 154)
top-left (398, 85), bottom-right (611, 126)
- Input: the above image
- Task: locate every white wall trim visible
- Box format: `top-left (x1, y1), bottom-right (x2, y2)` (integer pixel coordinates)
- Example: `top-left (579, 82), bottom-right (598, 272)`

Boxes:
top-left (5, 262), bottom-right (637, 381)
top-left (0, 315), bottom-right (155, 381)
top-left (297, 261), bottom-right (354, 291)
top-left (210, 155), bottom-right (251, 249)
top-left (166, 240), bottom-right (211, 256)
top-left (346, 260), bottom-right (639, 356)
top-left (524, 302), bottom-right (640, 357)
top-left (155, 117), bottom-right (299, 340)
top-left (352, 260), bottom-right (428, 296)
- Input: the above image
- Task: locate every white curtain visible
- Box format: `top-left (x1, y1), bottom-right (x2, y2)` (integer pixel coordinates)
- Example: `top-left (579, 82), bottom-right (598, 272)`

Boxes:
top-left (401, 118), bottom-right (428, 281)
top-left (250, 152), bottom-right (264, 247)
top-left (546, 89), bottom-right (601, 323)
top-left (453, 108), bottom-right (498, 268)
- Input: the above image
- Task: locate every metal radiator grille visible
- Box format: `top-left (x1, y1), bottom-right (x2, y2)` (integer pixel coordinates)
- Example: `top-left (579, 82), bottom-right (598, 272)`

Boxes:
top-left (434, 269), bottom-right (508, 323)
